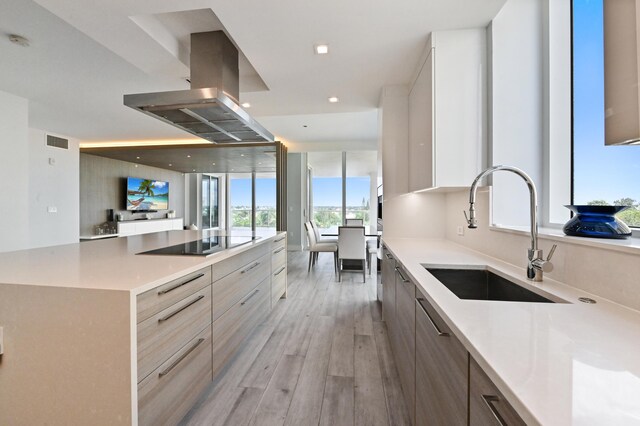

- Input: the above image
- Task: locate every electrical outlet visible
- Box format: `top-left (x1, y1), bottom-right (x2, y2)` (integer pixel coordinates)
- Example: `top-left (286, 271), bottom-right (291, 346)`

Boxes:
top-left (457, 226), bottom-right (464, 236)
top-left (47, 206), bottom-right (57, 213)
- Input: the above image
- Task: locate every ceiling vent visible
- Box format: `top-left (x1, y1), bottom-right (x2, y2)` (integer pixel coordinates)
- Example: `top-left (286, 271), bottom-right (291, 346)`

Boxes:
top-left (46, 135), bottom-right (69, 149)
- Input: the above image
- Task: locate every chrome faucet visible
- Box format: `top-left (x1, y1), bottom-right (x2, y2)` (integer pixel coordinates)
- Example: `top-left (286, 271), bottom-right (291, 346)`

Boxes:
top-left (463, 165), bottom-right (557, 282)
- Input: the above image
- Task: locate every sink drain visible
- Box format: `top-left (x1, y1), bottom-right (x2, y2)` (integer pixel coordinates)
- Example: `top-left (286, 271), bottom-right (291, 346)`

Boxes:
top-left (578, 297), bottom-right (596, 304)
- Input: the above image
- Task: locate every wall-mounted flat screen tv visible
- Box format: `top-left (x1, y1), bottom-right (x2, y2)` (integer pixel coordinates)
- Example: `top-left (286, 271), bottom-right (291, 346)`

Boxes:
top-left (126, 177), bottom-right (169, 211)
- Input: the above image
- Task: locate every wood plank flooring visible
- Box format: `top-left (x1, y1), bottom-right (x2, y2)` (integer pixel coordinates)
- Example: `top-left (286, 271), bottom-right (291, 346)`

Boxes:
top-left (180, 251), bottom-right (411, 426)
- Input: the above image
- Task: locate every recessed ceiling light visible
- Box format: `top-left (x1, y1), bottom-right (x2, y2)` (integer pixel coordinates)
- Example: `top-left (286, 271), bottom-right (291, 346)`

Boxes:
top-left (314, 44), bottom-right (329, 55)
top-left (212, 162), bottom-right (216, 166)
top-left (231, 169), bottom-right (234, 171)
top-left (136, 156), bottom-right (140, 159)
top-left (328, 96), bottom-right (339, 103)
top-left (8, 34), bottom-right (30, 47)
top-left (192, 169), bottom-right (196, 172)
top-left (258, 162), bottom-right (262, 165)
top-left (240, 154), bottom-right (245, 157)
top-left (187, 155), bottom-right (191, 158)
top-left (134, 164), bottom-right (138, 168)
top-left (241, 102), bottom-right (251, 108)
top-left (168, 163), bottom-right (172, 166)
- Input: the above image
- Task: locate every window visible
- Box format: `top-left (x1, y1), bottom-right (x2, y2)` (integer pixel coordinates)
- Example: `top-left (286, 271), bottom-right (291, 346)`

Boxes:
top-left (255, 173), bottom-right (277, 234)
top-left (573, 0), bottom-right (640, 227)
top-left (201, 175), bottom-right (219, 229)
top-left (229, 173), bottom-right (252, 232)
top-left (307, 151), bottom-right (377, 234)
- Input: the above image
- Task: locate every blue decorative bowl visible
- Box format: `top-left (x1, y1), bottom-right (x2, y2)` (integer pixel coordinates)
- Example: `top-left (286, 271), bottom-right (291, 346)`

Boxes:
top-left (563, 205), bottom-right (632, 239)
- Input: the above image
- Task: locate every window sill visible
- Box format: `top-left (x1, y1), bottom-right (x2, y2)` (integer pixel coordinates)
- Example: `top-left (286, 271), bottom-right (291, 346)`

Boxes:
top-left (489, 225), bottom-right (640, 256)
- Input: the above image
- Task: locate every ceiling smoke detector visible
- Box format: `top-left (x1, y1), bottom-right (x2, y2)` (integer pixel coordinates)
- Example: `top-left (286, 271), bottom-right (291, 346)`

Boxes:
top-left (8, 34), bottom-right (30, 47)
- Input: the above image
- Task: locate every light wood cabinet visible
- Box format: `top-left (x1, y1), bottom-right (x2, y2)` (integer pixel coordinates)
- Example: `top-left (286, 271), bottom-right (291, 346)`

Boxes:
top-left (137, 286), bottom-right (212, 382)
top-left (271, 235), bottom-right (288, 307)
top-left (469, 357), bottom-right (525, 426)
top-left (408, 28), bottom-right (487, 192)
top-left (381, 245), bottom-right (396, 325)
top-left (394, 263), bottom-right (416, 426)
top-left (138, 325), bottom-right (213, 426)
top-left (415, 295), bottom-right (467, 426)
top-left (213, 252), bottom-right (270, 321)
top-left (213, 277), bottom-right (271, 376)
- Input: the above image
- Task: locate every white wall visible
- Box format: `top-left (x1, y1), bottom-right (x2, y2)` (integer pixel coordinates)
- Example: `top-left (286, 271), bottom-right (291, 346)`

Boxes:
top-left (0, 90), bottom-right (30, 252)
top-left (489, 0), bottom-right (544, 227)
top-left (28, 129), bottom-right (80, 248)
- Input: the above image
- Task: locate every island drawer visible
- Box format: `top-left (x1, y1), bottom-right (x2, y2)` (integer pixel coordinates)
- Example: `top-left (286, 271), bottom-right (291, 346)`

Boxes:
top-left (137, 286), bottom-right (212, 383)
top-left (271, 264), bottom-right (287, 307)
top-left (212, 243), bottom-right (269, 282)
top-left (138, 325), bottom-right (212, 426)
top-left (213, 277), bottom-right (270, 377)
top-left (137, 266), bottom-right (212, 323)
top-left (272, 234), bottom-right (286, 251)
top-left (271, 242), bottom-right (287, 270)
top-left (213, 252), bottom-right (270, 321)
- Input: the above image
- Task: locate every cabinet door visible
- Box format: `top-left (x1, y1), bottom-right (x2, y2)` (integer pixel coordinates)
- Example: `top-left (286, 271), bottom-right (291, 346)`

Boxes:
top-left (415, 296), bottom-right (467, 426)
top-left (381, 245), bottom-right (396, 325)
top-left (469, 357), bottom-right (525, 426)
top-left (394, 264), bottom-right (416, 425)
top-left (409, 48), bottom-right (434, 192)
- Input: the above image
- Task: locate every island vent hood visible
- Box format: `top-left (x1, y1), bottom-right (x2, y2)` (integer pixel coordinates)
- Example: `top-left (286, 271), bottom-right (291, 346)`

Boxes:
top-left (124, 31), bottom-right (274, 143)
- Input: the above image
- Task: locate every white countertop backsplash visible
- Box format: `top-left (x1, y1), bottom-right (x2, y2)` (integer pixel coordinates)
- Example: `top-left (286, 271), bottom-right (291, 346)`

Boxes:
top-left (383, 237), bottom-right (640, 425)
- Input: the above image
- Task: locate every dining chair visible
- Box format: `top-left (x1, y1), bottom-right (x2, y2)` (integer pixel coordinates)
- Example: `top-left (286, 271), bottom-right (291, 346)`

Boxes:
top-left (310, 221), bottom-right (337, 243)
top-left (345, 218), bottom-right (364, 226)
top-left (367, 240), bottom-right (378, 275)
top-left (304, 222), bottom-right (338, 274)
top-left (337, 226), bottom-right (366, 282)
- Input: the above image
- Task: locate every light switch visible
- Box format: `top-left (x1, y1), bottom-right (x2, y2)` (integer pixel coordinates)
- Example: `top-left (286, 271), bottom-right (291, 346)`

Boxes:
top-left (47, 206), bottom-right (58, 213)
top-left (457, 226), bottom-right (464, 236)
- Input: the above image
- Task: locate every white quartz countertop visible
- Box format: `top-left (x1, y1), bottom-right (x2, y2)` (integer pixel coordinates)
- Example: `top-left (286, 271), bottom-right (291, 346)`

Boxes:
top-left (382, 237), bottom-right (640, 426)
top-left (0, 230), bottom-right (283, 295)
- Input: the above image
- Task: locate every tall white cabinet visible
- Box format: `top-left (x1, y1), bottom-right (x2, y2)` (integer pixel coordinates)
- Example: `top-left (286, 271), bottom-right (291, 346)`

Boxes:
top-left (408, 29), bottom-right (487, 192)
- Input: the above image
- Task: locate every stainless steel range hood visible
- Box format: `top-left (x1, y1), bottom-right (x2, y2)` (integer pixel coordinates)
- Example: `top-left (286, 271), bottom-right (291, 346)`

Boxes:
top-left (124, 31), bottom-right (274, 143)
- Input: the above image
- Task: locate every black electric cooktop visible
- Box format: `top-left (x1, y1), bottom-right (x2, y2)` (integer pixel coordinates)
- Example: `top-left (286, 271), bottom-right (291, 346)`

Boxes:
top-left (138, 235), bottom-right (260, 256)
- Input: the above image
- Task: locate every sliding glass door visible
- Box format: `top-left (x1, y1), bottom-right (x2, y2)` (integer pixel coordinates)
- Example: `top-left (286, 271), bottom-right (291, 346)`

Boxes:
top-left (308, 152), bottom-right (343, 234)
top-left (201, 175), bottom-right (219, 230)
top-left (229, 173), bottom-right (252, 232)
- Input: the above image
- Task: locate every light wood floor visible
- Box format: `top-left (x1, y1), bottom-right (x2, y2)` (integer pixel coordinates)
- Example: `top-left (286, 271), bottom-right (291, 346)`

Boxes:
top-left (180, 251), bottom-right (411, 426)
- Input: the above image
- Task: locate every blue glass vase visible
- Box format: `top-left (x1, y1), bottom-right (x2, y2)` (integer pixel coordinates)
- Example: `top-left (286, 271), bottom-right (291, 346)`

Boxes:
top-left (563, 205), bottom-right (632, 239)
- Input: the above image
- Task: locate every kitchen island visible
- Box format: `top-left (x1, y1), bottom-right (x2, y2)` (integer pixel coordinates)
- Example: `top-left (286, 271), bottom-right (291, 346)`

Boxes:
top-left (382, 237), bottom-right (640, 425)
top-left (0, 230), bottom-right (287, 425)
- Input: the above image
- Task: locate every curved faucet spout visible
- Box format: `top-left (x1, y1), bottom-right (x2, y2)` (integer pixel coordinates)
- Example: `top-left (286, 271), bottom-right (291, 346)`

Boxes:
top-left (466, 165), bottom-right (538, 252)
top-left (464, 165), bottom-right (554, 282)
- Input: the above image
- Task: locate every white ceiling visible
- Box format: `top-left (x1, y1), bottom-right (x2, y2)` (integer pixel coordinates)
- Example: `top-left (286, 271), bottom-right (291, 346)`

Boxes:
top-left (0, 0), bottom-right (506, 149)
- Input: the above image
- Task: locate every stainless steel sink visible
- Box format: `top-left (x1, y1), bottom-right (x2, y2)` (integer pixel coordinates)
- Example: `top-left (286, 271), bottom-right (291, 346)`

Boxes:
top-left (425, 267), bottom-right (560, 303)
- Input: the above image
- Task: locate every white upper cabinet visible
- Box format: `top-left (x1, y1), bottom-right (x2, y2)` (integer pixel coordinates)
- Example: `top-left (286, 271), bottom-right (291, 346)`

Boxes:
top-left (409, 29), bottom-right (487, 192)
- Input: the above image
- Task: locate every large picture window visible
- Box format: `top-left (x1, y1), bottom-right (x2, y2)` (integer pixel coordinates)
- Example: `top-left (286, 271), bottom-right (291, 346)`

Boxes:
top-left (572, 0), bottom-right (640, 226)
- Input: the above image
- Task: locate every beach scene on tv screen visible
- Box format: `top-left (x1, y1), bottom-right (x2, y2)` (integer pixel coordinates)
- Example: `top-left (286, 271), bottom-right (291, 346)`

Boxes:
top-left (127, 178), bottom-right (169, 210)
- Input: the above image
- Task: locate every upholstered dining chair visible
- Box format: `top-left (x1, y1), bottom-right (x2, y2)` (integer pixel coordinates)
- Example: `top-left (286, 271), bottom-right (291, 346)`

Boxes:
top-left (310, 221), bottom-right (337, 244)
top-left (345, 218), bottom-right (364, 226)
top-left (304, 222), bottom-right (338, 274)
top-left (337, 226), bottom-right (366, 282)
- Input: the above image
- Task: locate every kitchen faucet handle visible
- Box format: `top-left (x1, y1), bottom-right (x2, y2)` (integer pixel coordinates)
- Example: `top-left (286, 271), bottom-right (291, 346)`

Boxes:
top-left (547, 244), bottom-right (557, 261)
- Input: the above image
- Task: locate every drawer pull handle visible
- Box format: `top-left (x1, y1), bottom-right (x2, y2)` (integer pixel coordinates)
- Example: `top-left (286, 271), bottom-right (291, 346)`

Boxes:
top-left (274, 266), bottom-right (286, 276)
top-left (481, 395), bottom-right (507, 426)
top-left (274, 247), bottom-right (286, 254)
top-left (241, 289), bottom-right (260, 306)
top-left (274, 236), bottom-right (286, 242)
top-left (157, 273), bottom-right (205, 295)
top-left (158, 295), bottom-right (205, 322)
top-left (394, 266), bottom-right (410, 283)
top-left (241, 262), bottom-right (260, 274)
top-left (385, 253), bottom-right (393, 259)
top-left (158, 338), bottom-right (205, 378)
top-left (417, 298), bottom-right (449, 337)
